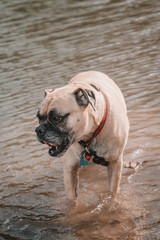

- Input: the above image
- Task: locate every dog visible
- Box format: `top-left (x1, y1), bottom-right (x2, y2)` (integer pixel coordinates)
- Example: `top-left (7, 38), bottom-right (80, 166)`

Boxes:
top-left (35, 71), bottom-right (129, 201)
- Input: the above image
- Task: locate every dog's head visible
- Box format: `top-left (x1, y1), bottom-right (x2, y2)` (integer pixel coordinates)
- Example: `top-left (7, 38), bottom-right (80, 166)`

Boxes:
top-left (35, 85), bottom-right (97, 157)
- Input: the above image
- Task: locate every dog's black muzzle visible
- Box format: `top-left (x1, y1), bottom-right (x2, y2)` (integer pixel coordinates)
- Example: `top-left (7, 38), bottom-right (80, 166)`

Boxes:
top-left (35, 123), bottom-right (70, 157)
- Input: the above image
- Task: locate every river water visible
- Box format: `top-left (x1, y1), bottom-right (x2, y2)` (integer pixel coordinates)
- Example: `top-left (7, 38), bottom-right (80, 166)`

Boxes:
top-left (0, 0), bottom-right (160, 239)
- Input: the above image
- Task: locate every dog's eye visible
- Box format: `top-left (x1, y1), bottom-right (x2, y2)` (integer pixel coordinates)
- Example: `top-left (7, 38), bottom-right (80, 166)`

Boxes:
top-left (48, 110), bottom-right (63, 125)
top-left (53, 116), bottom-right (62, 123)
top-left (48, 110), bottom-right (69, 125)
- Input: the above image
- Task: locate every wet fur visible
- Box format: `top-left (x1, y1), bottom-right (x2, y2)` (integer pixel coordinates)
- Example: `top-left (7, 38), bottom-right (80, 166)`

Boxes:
top-left (36, 71), bottom-right (129, 201)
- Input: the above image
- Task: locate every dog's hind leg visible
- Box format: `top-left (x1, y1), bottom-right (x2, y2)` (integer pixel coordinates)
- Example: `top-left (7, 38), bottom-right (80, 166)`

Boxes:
top-left (107, 156), bottom-right (123, 196)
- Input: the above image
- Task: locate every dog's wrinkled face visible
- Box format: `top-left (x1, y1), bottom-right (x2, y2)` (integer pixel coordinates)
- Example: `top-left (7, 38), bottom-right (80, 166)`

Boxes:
top-left (35, 86), bottom-right (96, 157)
top-left (36, 109), bottom-right (71, 157)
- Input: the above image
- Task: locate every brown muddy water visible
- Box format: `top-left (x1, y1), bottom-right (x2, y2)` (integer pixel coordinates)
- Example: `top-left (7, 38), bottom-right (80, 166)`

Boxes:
top-left (0, 0), bottom-right (160, 239)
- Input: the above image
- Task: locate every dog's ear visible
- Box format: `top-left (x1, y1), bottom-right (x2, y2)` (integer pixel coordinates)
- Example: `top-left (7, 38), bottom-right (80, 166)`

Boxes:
top-left (74, 88), bottom-right (89, 107)
top-left (44, 89), bottom-right (54, 98)
top-left (74, 88), bottom-right (96, 110)
top-left (85, 89), bottom-right (96, 111)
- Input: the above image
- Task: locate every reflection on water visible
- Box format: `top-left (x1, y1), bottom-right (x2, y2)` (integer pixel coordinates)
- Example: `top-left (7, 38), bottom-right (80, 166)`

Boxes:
top-left (0, 0), bottom-right (160, 239)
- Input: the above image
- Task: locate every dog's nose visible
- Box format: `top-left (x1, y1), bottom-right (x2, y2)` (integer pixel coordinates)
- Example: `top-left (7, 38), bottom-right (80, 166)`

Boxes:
top-left (35, 125), bottom-right (45, 137)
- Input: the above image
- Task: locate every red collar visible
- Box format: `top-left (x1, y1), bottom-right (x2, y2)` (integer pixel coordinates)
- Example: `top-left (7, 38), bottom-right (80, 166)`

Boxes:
top-left (78, 101), bottom-right (107, 148)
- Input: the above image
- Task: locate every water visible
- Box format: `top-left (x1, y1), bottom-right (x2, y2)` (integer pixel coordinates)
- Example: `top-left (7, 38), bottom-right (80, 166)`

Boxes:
top-left (0, 0), bottom-right (160, 239)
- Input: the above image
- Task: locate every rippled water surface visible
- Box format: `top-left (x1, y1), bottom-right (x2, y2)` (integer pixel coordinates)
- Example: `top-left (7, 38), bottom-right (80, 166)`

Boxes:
top-left (0, 0), bottom-right (160, 239)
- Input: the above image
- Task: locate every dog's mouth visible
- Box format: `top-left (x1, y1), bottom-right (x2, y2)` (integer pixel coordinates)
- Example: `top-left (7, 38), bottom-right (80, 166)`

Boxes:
top-left (40, 139), bottom-right (70, 157)
top-left (35, 123), bottom-right (71, 157)
top-left (43, 141), bottom-right (59, 156)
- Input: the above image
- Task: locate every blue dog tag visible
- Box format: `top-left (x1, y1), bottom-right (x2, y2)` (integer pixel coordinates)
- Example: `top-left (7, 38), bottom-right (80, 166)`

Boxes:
top-left (79, 151), bottom-right (89, 166)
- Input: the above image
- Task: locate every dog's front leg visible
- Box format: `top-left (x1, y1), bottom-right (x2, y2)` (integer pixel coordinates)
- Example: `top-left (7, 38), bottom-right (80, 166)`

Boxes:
top-left (107, 156), bottom-right (123, 196)
top-left (63, 160), bottom-right (79, 201)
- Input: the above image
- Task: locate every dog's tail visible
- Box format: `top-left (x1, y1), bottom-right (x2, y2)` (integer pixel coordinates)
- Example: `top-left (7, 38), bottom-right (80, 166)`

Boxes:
top-left (123, 161), bottom-right (140, 169)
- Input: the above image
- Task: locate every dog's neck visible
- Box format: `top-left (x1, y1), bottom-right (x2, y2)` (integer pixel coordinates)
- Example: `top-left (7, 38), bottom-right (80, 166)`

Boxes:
top-left (78, 101), bottom-right (108, 167)
top-left (78, 100), bottom-right (108, 149)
